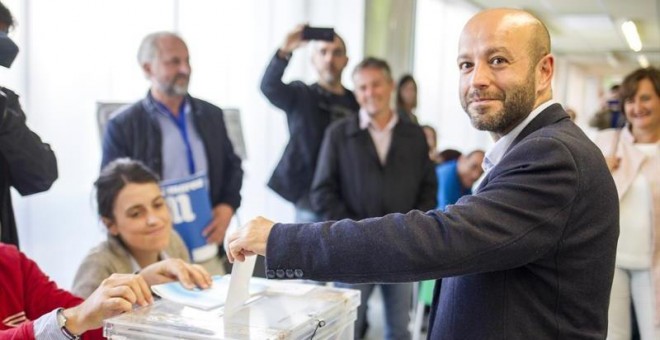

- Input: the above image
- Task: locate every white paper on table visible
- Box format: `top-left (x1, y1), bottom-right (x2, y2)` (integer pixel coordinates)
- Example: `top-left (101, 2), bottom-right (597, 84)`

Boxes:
top-left (223, 218), bottom-right (258, 316)
top-left (150, 275), bottom-right (229, 310)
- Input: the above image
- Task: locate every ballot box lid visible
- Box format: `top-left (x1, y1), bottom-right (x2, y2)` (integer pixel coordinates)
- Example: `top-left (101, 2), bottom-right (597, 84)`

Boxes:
top-left (103, 278), bottom-right (360, 339)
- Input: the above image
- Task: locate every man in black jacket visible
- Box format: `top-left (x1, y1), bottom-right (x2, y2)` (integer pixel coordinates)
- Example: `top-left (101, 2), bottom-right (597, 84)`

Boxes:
top-left (0, 2), bottom-right (57, 248)
top-left (260, 24), bottom-right (359, 222)
top-left (311, 57), bottom-right (437, 339)
top-left (229, 9), bottom-right (619, 339)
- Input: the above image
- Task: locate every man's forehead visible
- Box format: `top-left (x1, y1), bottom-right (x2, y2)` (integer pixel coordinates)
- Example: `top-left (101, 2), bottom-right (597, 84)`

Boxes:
top-left (156, 34), bottom-right (185, 47)
top-left (156, 38), bottom-right (188, 55)
top-left (314, 39), bottom-right (345, 52)
top-left (459, 11), bottom-right (539, 47)
top-left (457, 44), bottom-right (514, 58)
top-left (353, 68), bottom-right (388, 82)
top-left (458, 24), bottom-right (529, 55)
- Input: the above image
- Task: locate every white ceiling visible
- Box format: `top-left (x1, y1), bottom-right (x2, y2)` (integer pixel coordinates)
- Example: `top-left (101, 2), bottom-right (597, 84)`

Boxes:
top-left (460, 0), bottom-right (660, 77)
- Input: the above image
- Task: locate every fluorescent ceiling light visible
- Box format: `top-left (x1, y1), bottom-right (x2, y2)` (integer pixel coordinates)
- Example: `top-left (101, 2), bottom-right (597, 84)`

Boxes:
top-left (621, 20), bottom-right (642, 52)
top-left (637, 54), bottom-right (650, 68)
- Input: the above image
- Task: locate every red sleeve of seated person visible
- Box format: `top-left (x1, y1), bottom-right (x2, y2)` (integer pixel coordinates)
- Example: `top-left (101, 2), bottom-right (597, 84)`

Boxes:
top-left (0, 244), bottom-right (103, 339)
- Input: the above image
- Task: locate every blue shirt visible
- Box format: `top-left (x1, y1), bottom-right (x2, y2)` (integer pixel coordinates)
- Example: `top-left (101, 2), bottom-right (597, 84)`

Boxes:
top-left (152, 97), bottom-right (208, 181)
top-left (436, 160), bottom-right (470, 210)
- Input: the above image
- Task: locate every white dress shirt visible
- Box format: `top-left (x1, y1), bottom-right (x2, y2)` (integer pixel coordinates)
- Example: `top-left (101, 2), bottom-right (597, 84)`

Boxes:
top-left (359, 108), bottom-right (399, 165)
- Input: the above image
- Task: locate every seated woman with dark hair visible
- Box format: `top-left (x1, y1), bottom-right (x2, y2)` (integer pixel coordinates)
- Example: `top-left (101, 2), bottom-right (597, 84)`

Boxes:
top-left (72, 158), bottom-right (198, 298)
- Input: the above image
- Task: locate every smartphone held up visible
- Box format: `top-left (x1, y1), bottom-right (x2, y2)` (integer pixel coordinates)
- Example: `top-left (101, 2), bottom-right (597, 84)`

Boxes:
top-left (302, 26), bottom-right (335, 41)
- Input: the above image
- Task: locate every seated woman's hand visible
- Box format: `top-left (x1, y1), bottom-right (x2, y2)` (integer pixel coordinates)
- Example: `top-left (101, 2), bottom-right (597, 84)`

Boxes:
top-left (139, 258), bottom-right (212, 290)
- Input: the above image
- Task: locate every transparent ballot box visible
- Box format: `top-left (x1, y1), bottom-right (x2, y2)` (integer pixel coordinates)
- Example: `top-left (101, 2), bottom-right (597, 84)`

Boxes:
top-left (103, 278), bottom-right (360, 339)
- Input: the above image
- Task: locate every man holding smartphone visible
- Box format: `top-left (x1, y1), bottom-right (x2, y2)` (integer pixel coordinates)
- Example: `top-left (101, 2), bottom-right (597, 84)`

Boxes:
top-left (260, 24), bottom-right (359, 223)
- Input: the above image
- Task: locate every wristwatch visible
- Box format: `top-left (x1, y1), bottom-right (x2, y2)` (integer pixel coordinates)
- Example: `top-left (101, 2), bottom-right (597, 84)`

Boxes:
top-left (55, 308), bottom-right (80, 340)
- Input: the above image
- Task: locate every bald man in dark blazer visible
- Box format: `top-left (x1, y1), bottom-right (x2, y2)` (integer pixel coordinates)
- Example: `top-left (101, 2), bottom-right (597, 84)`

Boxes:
top-left (228, 8), bottom-right (618, 339)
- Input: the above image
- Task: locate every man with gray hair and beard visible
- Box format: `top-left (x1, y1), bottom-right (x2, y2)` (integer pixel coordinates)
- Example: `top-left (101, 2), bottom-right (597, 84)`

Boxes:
top-left (102, 32), bottom-right (243, 275)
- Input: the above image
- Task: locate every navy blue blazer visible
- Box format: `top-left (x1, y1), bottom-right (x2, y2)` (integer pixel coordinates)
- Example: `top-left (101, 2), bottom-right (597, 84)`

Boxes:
top-left (265, 104), bottom-right (619, 339)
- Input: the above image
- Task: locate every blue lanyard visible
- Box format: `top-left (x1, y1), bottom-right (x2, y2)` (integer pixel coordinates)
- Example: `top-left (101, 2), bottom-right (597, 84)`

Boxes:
top-left (155, 99), bottom-right (196, 175)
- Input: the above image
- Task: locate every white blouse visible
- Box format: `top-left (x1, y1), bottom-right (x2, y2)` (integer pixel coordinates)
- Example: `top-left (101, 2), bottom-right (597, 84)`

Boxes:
top-left (616, 143), bottom-right (658, 269)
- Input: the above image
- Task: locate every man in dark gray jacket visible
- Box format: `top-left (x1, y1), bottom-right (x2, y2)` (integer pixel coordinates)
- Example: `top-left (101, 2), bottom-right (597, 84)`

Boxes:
top-left (229, 9), bottom-right (618, 339)
top-left (311, 57), bottom-right (436, 339)
top-left (260, 25), bottom-right (359, 222)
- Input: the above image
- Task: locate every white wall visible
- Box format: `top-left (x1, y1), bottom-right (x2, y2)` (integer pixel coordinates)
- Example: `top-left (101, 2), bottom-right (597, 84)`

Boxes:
top-left (553, 57), bottom-right (602, 136)
top-left (6, 0), bottom-right (364, 289)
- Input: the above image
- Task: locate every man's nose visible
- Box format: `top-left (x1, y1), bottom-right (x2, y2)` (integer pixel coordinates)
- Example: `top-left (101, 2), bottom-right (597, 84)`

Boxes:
top-left (324, 52), bottom-right (334, 63)
top-left (180, 62), bottom-right (191, 75)
top-left (469, 62), bottom-right (491, 88)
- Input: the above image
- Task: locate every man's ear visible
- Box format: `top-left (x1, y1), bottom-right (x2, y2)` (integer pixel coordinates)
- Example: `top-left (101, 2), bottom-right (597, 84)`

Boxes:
top-left (340, 55), bottom-right (349, 70)
top-left (141, 62), bottom-right (152, 80)
top-left (537, 54), bottom-right (554, 92)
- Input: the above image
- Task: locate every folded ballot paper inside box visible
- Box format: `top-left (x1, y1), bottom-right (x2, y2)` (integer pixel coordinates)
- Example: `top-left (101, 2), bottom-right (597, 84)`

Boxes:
top-left (150, 275), bottom-right (266, 310)
top-left (104, 278), bottom-right (361, 339)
